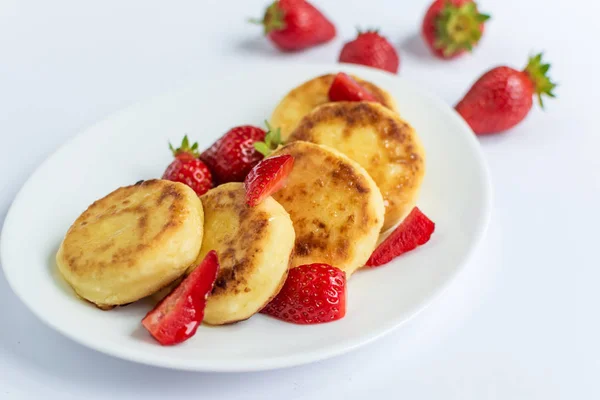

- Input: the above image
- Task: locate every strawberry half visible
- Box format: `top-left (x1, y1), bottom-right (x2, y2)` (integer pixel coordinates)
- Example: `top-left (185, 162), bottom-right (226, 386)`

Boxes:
top-left (328, 72), bottom-right (379, 103)
top-left (244, 154), bottom-right (294, 207)
top-left (261, 263), bottom-right (346, 324)
top-left (366, 207), bottom-right (435, 267)
top-left (162, 135), bottom-right (213, 196)
top-left (142, 251), bottom-right (220, 346)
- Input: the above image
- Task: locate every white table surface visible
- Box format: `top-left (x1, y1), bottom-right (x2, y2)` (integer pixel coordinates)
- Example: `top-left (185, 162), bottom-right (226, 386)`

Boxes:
top-left (1, 0), bottom-right (598, 398)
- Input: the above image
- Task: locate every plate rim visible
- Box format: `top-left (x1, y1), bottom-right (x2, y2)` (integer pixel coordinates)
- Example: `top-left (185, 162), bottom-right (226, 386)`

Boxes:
top-left (0, 62), bottom-right (493, 372)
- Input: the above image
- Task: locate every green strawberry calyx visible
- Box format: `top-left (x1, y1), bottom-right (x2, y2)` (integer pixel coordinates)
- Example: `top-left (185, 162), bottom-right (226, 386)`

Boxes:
top-left (169, 135), bottom-right (199, 158)
top-left (254, 121), bottom-right (282, 157)
top-left (434, 1), bottom-right (490, 57)
top-left (249, 1), bottom-right (286, 35)
top-left (523, 53), bottom-right (557, 109)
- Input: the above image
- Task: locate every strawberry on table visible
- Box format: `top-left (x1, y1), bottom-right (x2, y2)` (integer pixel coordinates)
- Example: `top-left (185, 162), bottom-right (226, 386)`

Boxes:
top-left (422, 0), bottom-right (490, 59)
top-left (162, 135), bottom-right (213, 196)
top-left (261, 263), bottom-right (346, 324)
top-left (338, 30), bottom-right (399, 74)
top-left (251, 0), bottom-right (336, 52)
top-left (328, 72), bottom-right (379, 103)
top-left (142, 251), bottom-right (220, 346)
top-left (455, 53), bottom-right (557, 135)
top-left (200, 123), bottom-right (282, 184)
top-left (366, 207), bottom-right (435, 267)
top-left (244, 154), bottom-right (294, 207)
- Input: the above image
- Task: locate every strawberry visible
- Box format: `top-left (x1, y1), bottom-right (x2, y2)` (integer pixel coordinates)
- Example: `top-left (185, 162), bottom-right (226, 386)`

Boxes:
top-left (162, 135), bottom-right (213, 196)
top-left (244, 155), bottom-right (294, 206)
top-left (421, 0), bottom-right (490, 59)
top-left (328, 72), bottom-right (379, 103)
top-left (366, 207), bottom-right (435, 267)
top-left (455, 53), bottom-right (557, 135)
top-left (338, 30), bottom-right (399, 74)
top-left (261, 263), bottom-right (346, 324)
top-left (142, 251), bottom-right (220, 345)
top-left (200, 123), bottom-right (282, 184)
top-left (252, 0), bottom-right (336, 52)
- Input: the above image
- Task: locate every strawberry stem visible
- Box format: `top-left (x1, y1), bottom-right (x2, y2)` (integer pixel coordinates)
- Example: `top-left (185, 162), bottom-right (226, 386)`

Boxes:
top-left (252, 1), bottom-right (286, 35)
top-left (253, 121), bottom-right (283, 157)
top-left (434, 1), bottom-right (490, 57)
top-left (523, 53), bottom-right (557, 109)
top-left (169, 135), bottom-right (200, 158)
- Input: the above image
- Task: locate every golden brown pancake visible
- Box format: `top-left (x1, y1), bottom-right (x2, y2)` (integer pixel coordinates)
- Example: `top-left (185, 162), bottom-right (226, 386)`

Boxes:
top-left (288, 102), bottom-right (425, 231)
top-left (271, 141), bottom-right (385, 276)
top-left (56, 179), bottom-right (204, 309)
top-left (192, 183), bottom-right (295, 325)
top-left (270, 73), bottom-right (398, 140)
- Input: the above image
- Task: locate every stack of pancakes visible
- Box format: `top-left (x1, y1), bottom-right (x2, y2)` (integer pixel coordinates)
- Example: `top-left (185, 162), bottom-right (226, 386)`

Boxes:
top-left (56, 73), bottom-right (425, 325)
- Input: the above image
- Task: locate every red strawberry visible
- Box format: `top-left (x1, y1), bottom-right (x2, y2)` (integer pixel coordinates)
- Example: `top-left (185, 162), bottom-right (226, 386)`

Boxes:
top-left (200, 124), bottom-right (282, 184)
top-left (421, 0), bottom-right (490, 59)
top-left (162, 135), bottom-right (213, 196)
top-left (338, 30), bottom-right (399, 74)
top-left (244, 154), bottom-right (294, 207)
top-left (328, 72), bottom-right (379, 103)
top-left (455, 53), bottom-right (557, 135)
top-left (142, 251), bottom-right (220, 346)
top-left (252, 0), bottom-right (336, 52)
top-left (261, 263), bottom-right (346, 324)
top-left (366, 207), bottom-right (435, 267)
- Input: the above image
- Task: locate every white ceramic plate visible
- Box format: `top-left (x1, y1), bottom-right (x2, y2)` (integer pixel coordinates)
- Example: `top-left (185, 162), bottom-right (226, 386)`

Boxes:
top-left (1, 63), bottom-right (491, 372)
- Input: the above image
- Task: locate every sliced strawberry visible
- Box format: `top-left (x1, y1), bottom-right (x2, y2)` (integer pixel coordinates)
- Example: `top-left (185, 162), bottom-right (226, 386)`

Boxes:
top-left (244, 154), bottom-right (294, 206)
top-left (328, 72), bottom-right (379, 103)
top-left (261, 263), bottom-right (346, 324)
top-left (142, 251), bottom-right (219, 346)
top-left (366, 207), bottom-right (435, 267)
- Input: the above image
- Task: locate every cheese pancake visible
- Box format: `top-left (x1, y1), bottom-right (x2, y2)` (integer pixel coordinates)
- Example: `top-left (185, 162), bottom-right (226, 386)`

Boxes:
top-left (289, 102), bottom-right (425, 231)
top-left (56, 179), bottom-right (204, 309)
top-left (270, 73), bottom-right (398, 140)
top-left (271, 141), bottom-right (385, 276)
top-left (192, 183), bottom-right (295, 325)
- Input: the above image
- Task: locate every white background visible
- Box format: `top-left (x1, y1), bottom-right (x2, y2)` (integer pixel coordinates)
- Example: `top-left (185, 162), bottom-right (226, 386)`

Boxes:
top-left (0, 0), bottom-right (598, 398)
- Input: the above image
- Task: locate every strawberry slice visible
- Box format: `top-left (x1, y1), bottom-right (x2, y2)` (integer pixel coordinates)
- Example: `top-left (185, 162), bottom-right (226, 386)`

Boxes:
top-left (261, 263), bottom-right (346, 324)
top-left (142, 251), bottom-right (219, 345)
top-left (244, 154), bottom-right (294, 207)
top-left (328, 72), bottom-right (379, 103)
top-left (366, 207), bottom-right (435, 267)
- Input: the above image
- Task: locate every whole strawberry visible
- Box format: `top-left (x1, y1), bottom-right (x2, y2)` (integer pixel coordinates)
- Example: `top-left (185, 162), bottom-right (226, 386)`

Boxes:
top-left (422, 0), bottom-right (490, 59)
top-left (162, 135), bottom-right (213, 196)
top-left (252, 0), bottom-right (336, 51)
top-left (261, 263), bottom-right (346, 324)
top-left (200, 123), bottom-right (282, 184)
top-left (455, 53), bottom-right (557, 135)
top-left (338, 30), bottom-right (399, 74)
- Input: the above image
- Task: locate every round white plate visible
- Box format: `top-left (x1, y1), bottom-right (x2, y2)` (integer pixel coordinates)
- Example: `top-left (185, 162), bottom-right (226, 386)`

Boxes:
top-left (1, 63), bottom-right (491, 372)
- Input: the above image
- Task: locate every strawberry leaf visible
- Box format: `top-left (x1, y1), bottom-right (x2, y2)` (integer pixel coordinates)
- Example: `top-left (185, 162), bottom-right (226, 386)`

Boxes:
top-left (169, 134), bottom-right (200, 158)
top-left (254, 142), bottom-right (271, 157)
top-left (523, 52), bottom-right (557, 109)
top-left (434, 1), bottom-right (490, 56)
